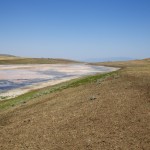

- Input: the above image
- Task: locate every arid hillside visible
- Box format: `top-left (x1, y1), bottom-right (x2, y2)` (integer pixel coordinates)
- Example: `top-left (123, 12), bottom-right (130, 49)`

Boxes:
top-left (0, 54), bottom-right (18, 60)
top-left (0, 59), bottom-right (150, 150)
top-left (0, 55), bottom-right (79, 64)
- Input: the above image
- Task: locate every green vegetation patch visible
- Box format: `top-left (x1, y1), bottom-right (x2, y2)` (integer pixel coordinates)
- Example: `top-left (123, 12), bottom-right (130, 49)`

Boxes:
top-left (0, 70), bottom-right (119, 111)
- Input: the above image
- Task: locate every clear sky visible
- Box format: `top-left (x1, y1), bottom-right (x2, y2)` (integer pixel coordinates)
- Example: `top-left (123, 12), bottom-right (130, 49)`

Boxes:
top-left (0, 0), bottom-right (150, 60)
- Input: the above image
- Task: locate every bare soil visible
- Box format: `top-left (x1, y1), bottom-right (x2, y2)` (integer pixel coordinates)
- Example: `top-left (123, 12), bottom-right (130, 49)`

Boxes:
top-left (0, 59), bottom-right (150, 150)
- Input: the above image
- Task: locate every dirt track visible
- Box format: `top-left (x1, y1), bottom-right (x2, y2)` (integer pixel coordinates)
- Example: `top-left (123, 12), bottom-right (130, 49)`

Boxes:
top-left (0, 59), bottom-right (150, 150)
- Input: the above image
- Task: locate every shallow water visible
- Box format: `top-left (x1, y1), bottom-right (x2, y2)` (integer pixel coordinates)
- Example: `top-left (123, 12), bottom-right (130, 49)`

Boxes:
top-left (0, 64), bottom-right (118, 99)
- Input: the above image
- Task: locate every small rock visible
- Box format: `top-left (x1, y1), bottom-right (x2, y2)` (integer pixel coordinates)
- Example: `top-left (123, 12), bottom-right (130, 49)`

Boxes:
top-left (114, 75), bottom-right (120, 79)
top-left (96, 79), bottom-right (103, 84)
top-left (24, 119), bottom-right (31, 123)
top-left (89, 96), bottom-right (97, 100)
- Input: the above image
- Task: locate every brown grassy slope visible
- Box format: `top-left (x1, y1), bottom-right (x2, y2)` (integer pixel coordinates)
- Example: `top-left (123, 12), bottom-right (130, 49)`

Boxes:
top-left (91, 58), bottom-right (150, 68)
top-left (0, 55), bottom-right (18, 60)
top-left (0, 57), bottom-right (79, 64)
top-left (0, 59), bottom-right (150, 150)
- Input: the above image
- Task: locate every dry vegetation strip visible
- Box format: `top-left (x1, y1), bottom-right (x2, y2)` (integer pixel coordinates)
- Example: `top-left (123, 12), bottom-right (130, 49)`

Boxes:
top-left (0, 57), bottom-right (78, 64)
top-left (0, 59), bottom-right (150, 150)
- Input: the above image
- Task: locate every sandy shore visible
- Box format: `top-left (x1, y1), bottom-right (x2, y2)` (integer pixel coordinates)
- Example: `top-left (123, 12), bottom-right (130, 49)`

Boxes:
top-left (0, 76), bottom-right (79, 100)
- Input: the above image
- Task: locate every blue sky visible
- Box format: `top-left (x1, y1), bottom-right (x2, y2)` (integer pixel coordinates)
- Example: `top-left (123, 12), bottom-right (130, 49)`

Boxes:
top-left (0, 0), bottom-right (150, 60)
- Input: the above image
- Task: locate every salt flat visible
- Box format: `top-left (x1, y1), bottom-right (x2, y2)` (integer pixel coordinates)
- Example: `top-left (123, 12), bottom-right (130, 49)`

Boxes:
top-left (0, 64), bottom-right (118, 100)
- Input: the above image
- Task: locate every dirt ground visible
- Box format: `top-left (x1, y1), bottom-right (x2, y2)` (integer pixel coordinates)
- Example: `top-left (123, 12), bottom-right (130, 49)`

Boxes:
top-left (0, 59), bottom-right (150, 150)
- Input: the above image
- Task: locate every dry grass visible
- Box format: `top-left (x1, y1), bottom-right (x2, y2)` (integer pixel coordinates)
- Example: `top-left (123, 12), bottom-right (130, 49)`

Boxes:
top-left (0, 55), bottom-right (19, 60)
top-left (0, 59), bottom-right (150, 150)
top-left (0, 56), bottom-right (79, 64)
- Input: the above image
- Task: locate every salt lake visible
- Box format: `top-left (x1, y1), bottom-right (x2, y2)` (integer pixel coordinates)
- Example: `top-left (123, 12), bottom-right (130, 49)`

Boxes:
top-left (0, 64), bottom-right (118, 100)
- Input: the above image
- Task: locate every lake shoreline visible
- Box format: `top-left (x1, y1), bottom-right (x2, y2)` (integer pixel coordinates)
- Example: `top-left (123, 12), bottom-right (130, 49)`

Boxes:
top-left (0, 64), bottom-right (119, 100)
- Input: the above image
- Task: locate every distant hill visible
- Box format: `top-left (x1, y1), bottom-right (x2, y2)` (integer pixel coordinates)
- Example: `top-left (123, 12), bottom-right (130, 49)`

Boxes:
top-left (0, 54), bottom-right (19, 61)
top-left (0, 55), bottom-right (80, 64)
top-left (0, 54), bottom-right (16, 57)
top-left (143, 58), bottom-right (150, 61)
top-left (85, 57), bottom-right (135, 62)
